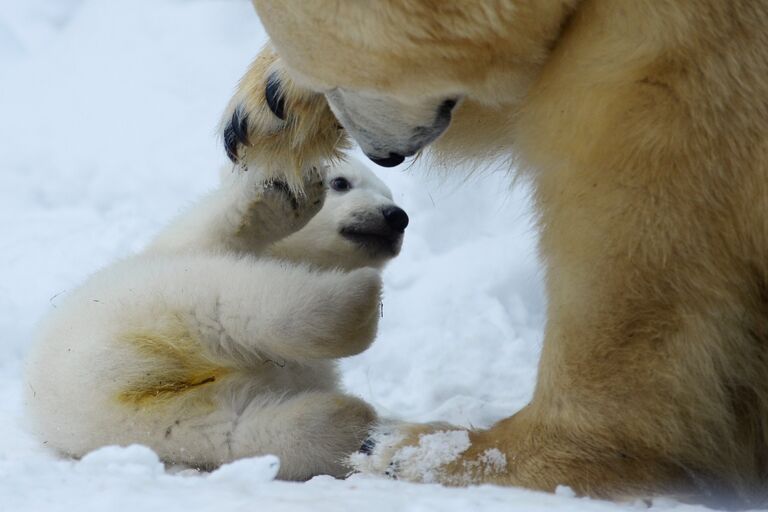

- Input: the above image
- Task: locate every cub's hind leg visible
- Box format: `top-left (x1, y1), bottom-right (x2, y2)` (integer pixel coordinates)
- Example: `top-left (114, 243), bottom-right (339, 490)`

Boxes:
top-left (141, 390), bottom-right (375, 479)
top-left (227, 391), bottom-right (376, 479)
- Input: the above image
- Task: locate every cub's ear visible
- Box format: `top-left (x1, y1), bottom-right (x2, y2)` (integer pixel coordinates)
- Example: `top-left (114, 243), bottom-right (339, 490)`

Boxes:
top-left (219, 44), bottom-right (349, 187)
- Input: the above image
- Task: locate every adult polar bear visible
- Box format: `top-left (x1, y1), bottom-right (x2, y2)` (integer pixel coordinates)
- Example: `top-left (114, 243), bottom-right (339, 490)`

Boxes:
top-left (224, 0), bottom-right (768, 505)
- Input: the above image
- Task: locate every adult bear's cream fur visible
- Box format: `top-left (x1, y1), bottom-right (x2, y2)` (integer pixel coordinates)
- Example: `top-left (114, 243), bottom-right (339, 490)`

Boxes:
top-left (224, 0), bottom-right (768, 505)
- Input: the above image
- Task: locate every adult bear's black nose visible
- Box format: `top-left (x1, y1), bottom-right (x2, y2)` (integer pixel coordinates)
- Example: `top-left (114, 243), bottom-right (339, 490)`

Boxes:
top-left (382, 206), bottom-right (409, 233)
top-left (369, 153), bottom-right (405, 167)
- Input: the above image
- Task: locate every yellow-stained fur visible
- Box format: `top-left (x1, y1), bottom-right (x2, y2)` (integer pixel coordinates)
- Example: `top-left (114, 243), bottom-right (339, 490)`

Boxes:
top-left (117, 313), bottom-right (231, 408)
top-left (223, 0), bottom-right (768, 505)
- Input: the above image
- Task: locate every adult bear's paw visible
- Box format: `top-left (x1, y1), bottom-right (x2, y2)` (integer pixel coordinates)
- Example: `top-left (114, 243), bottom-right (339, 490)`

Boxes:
top-left (350, 422), bottom-right (469, 483)
top-left (223, 105), bottom-right (252, 164)
top-left (221, 44), bottom-right (349, 188)
top-left (350, 421), bottom-right (510, 485)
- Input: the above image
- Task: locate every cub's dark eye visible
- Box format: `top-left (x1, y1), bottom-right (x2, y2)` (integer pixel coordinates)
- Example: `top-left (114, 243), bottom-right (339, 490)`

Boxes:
top-left (330, 177), bottom-right (352, 192)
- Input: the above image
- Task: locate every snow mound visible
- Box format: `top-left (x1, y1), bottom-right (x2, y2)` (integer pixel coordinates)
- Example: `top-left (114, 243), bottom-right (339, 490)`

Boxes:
top-left (76, 444), bottom-right (164, 477)
top-left (208, 455), bottom-right (281, 484)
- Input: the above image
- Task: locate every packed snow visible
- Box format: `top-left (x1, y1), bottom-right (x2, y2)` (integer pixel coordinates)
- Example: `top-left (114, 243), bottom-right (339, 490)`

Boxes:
top-left (0, 0), bottom-right (742, 510)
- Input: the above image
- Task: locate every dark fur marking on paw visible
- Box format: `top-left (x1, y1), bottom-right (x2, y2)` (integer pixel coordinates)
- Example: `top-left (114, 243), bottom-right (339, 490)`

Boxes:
top-left (359, 438), bottom-right (376, 455)
top-left (267, 180), bottom-right (299, 210)
top-left (224, 107), bottom-right (250, 163)
top-left (265, 72), bottom-right (286, 120)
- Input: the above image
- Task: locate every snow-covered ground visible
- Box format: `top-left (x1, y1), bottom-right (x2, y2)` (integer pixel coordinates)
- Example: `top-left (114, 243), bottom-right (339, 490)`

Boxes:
top-left (0, 1), bottom-right (736, 510)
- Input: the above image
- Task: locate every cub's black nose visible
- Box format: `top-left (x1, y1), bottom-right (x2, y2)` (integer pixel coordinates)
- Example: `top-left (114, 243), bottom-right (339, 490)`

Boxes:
top-left (382, 206), bottom-right (409, 233)
top-left (369, 153), bottom-right (405, 167)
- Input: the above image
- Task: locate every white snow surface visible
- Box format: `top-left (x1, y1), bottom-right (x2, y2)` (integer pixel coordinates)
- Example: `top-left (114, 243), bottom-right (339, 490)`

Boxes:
top-left (0, 1), bottom-right (739, 510)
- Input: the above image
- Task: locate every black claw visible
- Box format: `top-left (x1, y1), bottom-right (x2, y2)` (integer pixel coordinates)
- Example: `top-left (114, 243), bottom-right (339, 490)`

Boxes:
top-left (224, 107), bottom-right (250, 163)
top-left (268, 180), bottom-right (299, 210)
top-left (359, 438), bottom-right (376, 455)
top-left (265, 72), bottom-right (286, 120)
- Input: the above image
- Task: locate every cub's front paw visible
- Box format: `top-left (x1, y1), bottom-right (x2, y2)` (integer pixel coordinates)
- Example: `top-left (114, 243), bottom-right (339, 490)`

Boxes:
top-left (238, 165), bottom-right (327, 244)
top-left (265, 165), bottom-right (325, 226)
top-left (222, 45), bottom-right (348, 187)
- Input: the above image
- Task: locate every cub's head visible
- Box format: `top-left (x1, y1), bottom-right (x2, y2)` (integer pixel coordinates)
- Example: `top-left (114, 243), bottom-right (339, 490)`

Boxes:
top-left (252, 0), bottom-right (574, 166)
top-left (266, 156), bottom-right (408, 270)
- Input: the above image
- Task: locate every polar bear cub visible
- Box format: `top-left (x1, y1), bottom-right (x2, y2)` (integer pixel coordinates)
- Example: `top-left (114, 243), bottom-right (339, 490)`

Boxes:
top-left (25, 156), bottom-right (408, 480)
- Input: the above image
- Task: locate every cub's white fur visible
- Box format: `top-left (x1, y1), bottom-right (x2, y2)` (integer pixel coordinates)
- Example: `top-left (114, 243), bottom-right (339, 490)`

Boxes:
top-left (25, 156), bottom-right (406, 480)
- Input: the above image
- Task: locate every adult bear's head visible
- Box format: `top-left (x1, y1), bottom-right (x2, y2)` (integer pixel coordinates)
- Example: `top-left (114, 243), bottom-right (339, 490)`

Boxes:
top-left (253, 0), bottom-right (575, 166)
